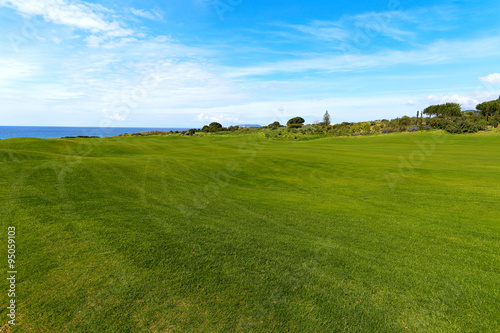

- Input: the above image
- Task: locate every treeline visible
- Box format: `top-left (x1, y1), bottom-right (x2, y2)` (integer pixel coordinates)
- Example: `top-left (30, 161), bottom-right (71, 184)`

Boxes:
top-left (116, 96), bottom-right (500, 139)
top-left (422, 99), bottom-right (500, 133)
top-left (125, 122), bottom-right (242, 137)
top-left (261, 116), bottom-right (430, 139)
top-left (262, 97), bottom-right (500, 137)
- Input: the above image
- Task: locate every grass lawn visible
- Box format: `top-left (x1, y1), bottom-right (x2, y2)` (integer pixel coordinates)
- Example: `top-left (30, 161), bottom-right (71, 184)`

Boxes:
top-left (0, 131), bottom-right (499, 332)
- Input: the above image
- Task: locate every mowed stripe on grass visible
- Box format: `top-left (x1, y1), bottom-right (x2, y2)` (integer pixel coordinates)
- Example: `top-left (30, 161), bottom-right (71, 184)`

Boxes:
top-left (0, 131), bottom-right (498, 332)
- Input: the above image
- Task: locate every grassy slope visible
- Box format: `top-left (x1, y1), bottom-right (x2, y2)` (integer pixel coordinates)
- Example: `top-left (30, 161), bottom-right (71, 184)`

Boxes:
top-left (0, 132), bottom-right (499, 332)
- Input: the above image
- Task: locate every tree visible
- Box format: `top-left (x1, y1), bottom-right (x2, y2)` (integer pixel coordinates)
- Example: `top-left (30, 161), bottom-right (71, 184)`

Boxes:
top-left (423, 105), bottom-right (439, 118)
top-left (476, 99), bottom-right (500, 120)
top-left (400, 116), bottom-right (411, 127)
top-left (208, 122), bottom-right (223, 132)
top-left (423, 103), bottom-right (461, 119)
top-left (287, 117), bottom-right (305, 129)
top-left (490, 112), bottom-right (500, 127)
top-left (323, 111), bottom-right (331, 126)
top-left (444, 103), bottom-right (462, 118)
top-left (268, 121), bottom-right (281, 129)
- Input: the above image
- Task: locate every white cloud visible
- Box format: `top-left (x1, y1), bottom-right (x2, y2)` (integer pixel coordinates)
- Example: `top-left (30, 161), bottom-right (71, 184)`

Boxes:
top-left (101, 37), bottom-right (138, 49)
top-left (222, 35), bottom-right (500, 78)
top-left (0, 0), bottom-right (132, 35)
top-left (281, 21), bottom-right (349, 41)
top-left (422, 90), bottom-right (500, 109)
top-left (281, 10), bottom-right (413, 43)
top-left (153, 35), bottom-right (176, 43)
top-left (196, 113), bottom-right (239, 124)
top-left (0, 0), bottom-right (133, 48)
top-left (170, 94), bottom-right (421, 125)
top-left (126, 61), bottom-right (248, 109)
top-left (480, 73), bottom-right (500, 84)
top-left (349, 11), bottom-right (414, 41)
top-left (0, 58), bottom-right (38, 82)
top-left (31, 86), bottom-right (86, 100)
top-left (84, 35), bottom-right (103, 47)
top-left (130, 8), bottom-right (163, 20)
top-left (424, 94), bottom-right (471, 107)
top-left (104, 112), bottom-right (126, 121)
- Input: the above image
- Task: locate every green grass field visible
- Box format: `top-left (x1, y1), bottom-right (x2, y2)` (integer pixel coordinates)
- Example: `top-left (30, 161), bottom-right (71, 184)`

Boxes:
top-left (0, 131), bottom-right (499, 332)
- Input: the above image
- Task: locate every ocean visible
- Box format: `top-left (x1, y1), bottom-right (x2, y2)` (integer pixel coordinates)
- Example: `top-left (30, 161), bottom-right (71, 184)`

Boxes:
top-left (0, 126), bottom-right (189, 140)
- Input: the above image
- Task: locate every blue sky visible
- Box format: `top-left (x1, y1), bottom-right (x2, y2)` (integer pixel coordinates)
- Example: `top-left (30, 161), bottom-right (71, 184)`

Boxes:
top-left (1, 0), bottom-right (500, 127)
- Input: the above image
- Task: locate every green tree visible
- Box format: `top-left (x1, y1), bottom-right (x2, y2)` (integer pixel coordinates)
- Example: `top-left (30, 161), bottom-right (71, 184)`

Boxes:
top-left (423, 103), bottom-right (461, 119)
top-left (444, 103), bottom-right (462, 118)
top-left (208, 122), bottom-right (223, 132)
top-left (400, 116), bottom-right (411, 127)
top-left (476, 98), bottom-right (500, 120)
top-left (323, 111), bottom-right (331, 126)
top-left (287, 117), bottom-right (305, 129)
top-left (490, 112), bottom-right (500, 127)
top-left (268, 121), bottom-right (281, 129)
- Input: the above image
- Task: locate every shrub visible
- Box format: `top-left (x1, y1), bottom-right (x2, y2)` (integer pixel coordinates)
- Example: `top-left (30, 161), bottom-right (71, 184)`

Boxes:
top-left (477, 119), bottom-right (489, 128)
top-left (490, 113), bottom-right (500, 127)
top-left (428, 118), bottom-right (451, 129)
top-left (350, 124), bottom-right (361, 133)
top-left (444, 119), bottom-right (486, 133)
top-left (361, 122), bottom-right (371, 132)
top-left (400, 116), bottom-right (411, 127)
top-left (408, 125), bottom-right (420, 132)
top-left (268, 121), bottom-right (281, 129)
top-left (388, 118), bottom-right (400, 128)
